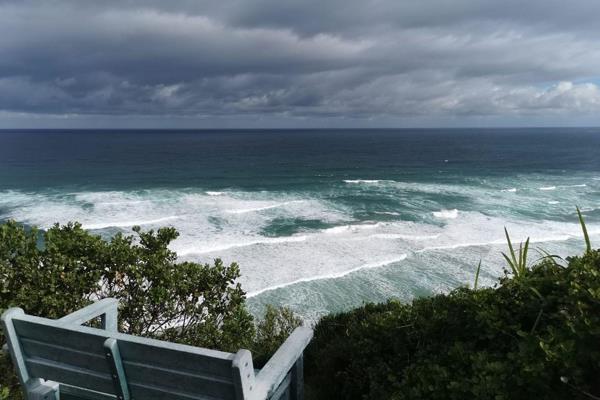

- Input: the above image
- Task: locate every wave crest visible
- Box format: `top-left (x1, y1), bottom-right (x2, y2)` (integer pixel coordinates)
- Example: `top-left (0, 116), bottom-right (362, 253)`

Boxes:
top-left (247, 254), bottom-right (408, 297)
top-left (343, 179), bottom-right (381, 184)
top-left (432, 209), bottom-right (459, 219)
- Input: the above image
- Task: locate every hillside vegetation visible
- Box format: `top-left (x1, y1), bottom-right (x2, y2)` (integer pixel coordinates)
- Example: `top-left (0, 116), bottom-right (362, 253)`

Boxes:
top-left (305, 211), bottom-right (600, 399)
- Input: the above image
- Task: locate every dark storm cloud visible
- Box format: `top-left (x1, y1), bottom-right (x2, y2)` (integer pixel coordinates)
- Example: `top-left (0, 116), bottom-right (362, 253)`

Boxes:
top-left (1, 0), bottom-right (599, 126)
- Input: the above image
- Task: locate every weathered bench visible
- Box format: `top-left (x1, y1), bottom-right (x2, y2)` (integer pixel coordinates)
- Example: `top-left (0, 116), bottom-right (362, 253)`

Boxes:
top-left (1, 298), bottom-right (313, 400)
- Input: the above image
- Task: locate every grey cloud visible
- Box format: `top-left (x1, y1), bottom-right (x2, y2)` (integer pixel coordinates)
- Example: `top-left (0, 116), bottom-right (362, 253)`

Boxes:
top-left (0, 0), bottom-right (600, 126)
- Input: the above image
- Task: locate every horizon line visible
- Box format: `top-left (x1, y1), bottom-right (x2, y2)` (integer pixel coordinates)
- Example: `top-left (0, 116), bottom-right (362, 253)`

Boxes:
top-left (1, 126), bottom-right (600, 131)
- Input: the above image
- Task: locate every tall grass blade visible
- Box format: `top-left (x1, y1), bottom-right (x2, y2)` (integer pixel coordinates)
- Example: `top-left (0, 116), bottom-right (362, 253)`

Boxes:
top-left (577, 207), bottom-right (592, 253)
top-left (530, 308), bottom-right (543, 334)
top-left (518, 241), bottom-right (524, 275)
top-left (505, 227), bottom-right (518, 268)
top-left (522, 237), bottom-right (530, 275)
top-left (530, 286), bottom-right (543, 300)
top-left (534, 248), bottom-right (564, 266)
top-left (502, 252), bottom-right (517, 275)
top-left (474, 260), bottom-right (481, 289)
top-left (502, 228), bottom-right (530, 277)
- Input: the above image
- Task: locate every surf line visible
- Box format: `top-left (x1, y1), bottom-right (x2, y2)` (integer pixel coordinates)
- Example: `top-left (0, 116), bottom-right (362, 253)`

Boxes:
top-left (82, 215), bottom-right (181, 230)
top-left (247, 229), bottom-right (600, 298)
top-left (246, 254), bottom-right (408, 298)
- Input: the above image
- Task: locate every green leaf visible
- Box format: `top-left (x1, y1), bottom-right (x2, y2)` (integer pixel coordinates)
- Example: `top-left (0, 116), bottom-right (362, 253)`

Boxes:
top-left (522, 237), bottom-right (530, 275)
top-left (502, 252), bottom-right (517, 275)
top-left (577, 206), bottom-right (592, 253)
top-left (505, 227), bottom-right (519, 269)
top-left (474, 260), bottom-right (482, 289)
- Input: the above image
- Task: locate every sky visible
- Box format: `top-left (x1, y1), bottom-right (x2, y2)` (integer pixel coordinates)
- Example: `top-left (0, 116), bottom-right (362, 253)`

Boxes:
top-left (1, 0), bottom-right (600, 128)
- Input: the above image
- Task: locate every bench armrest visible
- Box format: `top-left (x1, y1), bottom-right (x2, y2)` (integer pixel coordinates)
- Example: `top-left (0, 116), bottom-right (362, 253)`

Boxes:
top-left (255, 326), bottom-right (313, 399)
top-left (58, 298), bottom-right (119, 331)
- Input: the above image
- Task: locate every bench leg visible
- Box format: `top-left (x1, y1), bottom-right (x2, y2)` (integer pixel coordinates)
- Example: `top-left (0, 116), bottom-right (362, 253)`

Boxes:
top-left (289, 355), bottom-right (304, 400)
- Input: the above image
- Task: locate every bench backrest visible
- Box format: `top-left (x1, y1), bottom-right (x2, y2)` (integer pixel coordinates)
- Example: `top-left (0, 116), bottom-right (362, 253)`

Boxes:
top-left (4, 310), bottom-right (256, 400)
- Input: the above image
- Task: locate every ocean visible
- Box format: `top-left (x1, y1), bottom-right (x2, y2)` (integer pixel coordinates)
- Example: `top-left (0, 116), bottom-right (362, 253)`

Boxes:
top-left (1, 128), bottom-right (599, 320)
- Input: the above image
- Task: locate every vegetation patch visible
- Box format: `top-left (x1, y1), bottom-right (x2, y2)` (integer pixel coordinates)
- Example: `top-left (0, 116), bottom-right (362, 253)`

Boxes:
top-left (305, 213), bottom-right (600, 399)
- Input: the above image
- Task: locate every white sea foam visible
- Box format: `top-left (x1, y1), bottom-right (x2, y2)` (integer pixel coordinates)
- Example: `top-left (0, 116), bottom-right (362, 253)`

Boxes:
top-left (548, 201), bottom-right (560, 205)
top-left (539, 186), bottom-right (556, 191)
top-left (343, 179), bottom-right (381, 184)
top-left (323, 222), bottom-right (382, 234)
top-left (177, 235), bottom-right (308, 256)
top-left (206, 191), bottom-right (224, 196)
top-left (432, 209), bottom-right (458, 219)
top-left (416, 234), bottom-right (576, 253)
top-left (3, 188), bottom-right (600, 316)
top-left (82, 215), bottom-right (181, 230)
top-left (225, 200), bottom-right (305, 214)
top-left (374, 211), bottom-right (401, 216)
top-left (247, 255), bottom-right (408, 297)
top-left (370, 233), bottom-right (439, 240)
top-left (215, 211), bottom-right (588, 296)
top-left (502, 188), bottom-right (517, 192)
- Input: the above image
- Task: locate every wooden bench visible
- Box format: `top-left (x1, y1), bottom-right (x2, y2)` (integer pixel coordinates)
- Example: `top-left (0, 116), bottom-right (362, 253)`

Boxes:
top-left (2, 298), bottom-right (313, 400)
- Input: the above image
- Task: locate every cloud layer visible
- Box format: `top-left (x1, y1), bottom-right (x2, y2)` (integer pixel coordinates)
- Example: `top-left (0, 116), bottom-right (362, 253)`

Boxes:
top-left (1, 0), bottom-right (600, 127)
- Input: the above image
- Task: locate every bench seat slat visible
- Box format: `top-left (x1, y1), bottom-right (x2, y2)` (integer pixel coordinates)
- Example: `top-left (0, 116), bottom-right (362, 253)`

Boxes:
top-left (14, 319), bottom-right (108, 355)
top-left (124, 361), bottom-right (235, 399)
top-left (119, 340), bottom-right (234, 378)
top-left (20, 338), bottom-right (110, 374)
top-left (25, 357), bottom-right (115, 394)
top-left (128, 382), bottom-right (225, 400)
top-left (60, 384), bottom-right (117, 400)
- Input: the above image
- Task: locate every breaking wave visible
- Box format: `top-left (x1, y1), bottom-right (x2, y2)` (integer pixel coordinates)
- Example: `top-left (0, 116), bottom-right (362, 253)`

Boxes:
top-left (247, 255), bottom-right (408, 297)
top-left (344, 179), bottom-right (382, 184)
top-left (323, 222), bottom-right (382, 234)
top-left (433, 209), bottom-right (459, 219)
top-left (177, 235), bottom-right (308, 256)
top-left (226, 200), bottom-right (305, 214)
top-left (82, 216), bottom-right (181, 230)
top-left (1, 173), bottom-right (599, 319)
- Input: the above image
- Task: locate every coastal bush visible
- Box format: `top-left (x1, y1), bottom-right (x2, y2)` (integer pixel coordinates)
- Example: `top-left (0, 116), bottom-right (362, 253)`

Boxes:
top-left (0, 220), bottom-right (298, 397)
top-left (305, 248), bottom-right (600, 399)
top-left (252, 304), bottom-right (303, 366)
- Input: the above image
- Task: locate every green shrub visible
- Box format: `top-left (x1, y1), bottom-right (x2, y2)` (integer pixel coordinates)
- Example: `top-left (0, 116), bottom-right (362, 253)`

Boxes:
top-left (93, 225), bottom-right (255, 351)
top-left (0, 221), bottom-right (256, 347)
top-left (305, 251), bottom-right (600, 399)
top-left (1, 221), bottom-right (109, 397)
top-left (252, 304), bottom-right (303, 367)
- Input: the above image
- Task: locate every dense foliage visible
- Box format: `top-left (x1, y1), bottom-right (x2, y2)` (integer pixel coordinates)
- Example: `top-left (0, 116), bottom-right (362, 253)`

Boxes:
top-left (0, 221), bottom-right (298, 398)
top-left (305, 248), bottom-right (600, 399)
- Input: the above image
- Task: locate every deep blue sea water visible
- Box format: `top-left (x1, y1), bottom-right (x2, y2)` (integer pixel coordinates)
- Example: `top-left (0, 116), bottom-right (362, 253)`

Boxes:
top-left (1, 128), bottom-right (600, 320)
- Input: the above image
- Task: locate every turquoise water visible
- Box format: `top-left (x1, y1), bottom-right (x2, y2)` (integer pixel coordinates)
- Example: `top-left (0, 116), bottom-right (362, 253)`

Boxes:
top-left (1, 128), bottom-right (599, 320)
